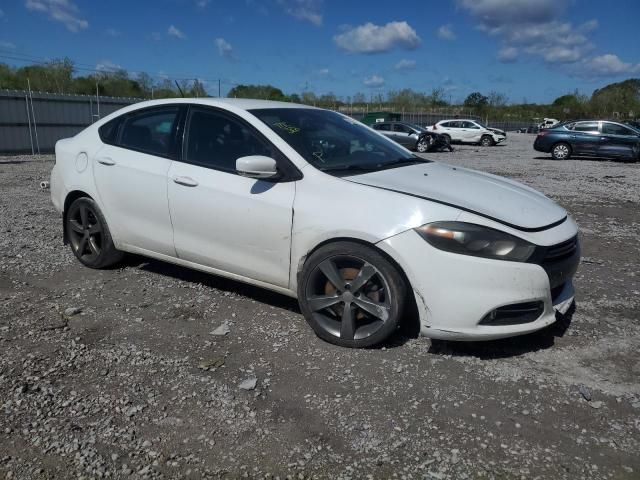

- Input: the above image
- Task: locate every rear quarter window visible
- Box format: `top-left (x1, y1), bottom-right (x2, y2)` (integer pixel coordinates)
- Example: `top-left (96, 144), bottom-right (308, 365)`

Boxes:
top-left (98, 118), bottom-right (121, 145)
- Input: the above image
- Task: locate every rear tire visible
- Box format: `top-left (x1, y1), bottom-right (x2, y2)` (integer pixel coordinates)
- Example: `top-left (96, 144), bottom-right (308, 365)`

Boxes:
top-left (442, 134), bottom-right (451, 143)
top-left (551, 142), bottom-right (571, 160)
top-left (66, 197), bottom-right (123, 269)
top-left (298, 241), bottom-right (407, 348)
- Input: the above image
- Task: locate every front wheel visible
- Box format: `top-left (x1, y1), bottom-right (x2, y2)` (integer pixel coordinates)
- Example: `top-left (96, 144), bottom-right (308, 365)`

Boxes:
top-left (551, 142), bottom-right (571, 160)
top-left (480, 135), bottom-right (494, 147)
top-left (298, 242), bottom-right (407, 348)
top-left (66, 197), bottom-right (123, 269)
top-left (416, 136), bottom-right (431, 153)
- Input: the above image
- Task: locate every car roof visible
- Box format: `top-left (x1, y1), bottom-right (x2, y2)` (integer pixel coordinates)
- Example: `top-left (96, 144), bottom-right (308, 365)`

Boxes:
top-left (118, 97), bottom-right (319, 111)
top-left (438, 119), bottom-right (477, 123)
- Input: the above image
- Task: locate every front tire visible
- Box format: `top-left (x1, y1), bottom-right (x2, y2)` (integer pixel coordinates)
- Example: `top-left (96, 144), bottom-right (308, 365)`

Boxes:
top-left (416, 136), bottom-right (431, 153)
top-left (66, 197), bottom-right (123, 269)
top-left (298, 242), bottom-right (407, 348)
top-left (480, 135), bottom-right (494, 147)
top-left (551, 142), bottom-right (571, 160)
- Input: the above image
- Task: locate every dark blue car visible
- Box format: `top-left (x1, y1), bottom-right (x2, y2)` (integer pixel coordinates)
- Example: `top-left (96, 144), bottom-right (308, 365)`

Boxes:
top-left (533, 120), bottom-right (640, 161)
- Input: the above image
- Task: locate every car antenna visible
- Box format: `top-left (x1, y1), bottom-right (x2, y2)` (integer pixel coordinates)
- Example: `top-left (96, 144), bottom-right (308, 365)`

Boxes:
top-left (174, 80), bottom-right (185, 98)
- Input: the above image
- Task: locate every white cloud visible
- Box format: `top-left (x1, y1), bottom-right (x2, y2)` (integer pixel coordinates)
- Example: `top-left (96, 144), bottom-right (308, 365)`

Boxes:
top-left (459, 0), bottom-right (602, 68)
top-left (394, 59), bottom-right (416, 70)
top-left (334, 21), bottom-right (421, 54)
top-left (0, 41), bottom-right (16, 50)
top-left (196, 0), bottom-right (211, 7)
top-left (106, 28), bottom-right (120, 37)
top-left (96, 60), bottom-right (122, 73)
top-left (25, 0), bottom-right (88, 32)
top-left (0, 9), bottom-right (4, 19)
top-left (436, 24), bottom-right (456, 41)
top-left (317, 68), bottom-right (330, 75)
top-left (215, 38), bottom-right (236, 60)
top-left (168, 25), bottom-right (185, 39)
top-left (458, 0), bottom-right (567, 28)
top-left (277, 0), bottom-right (323, 26)
top-left (497, 46), bottom-right (518, 63)
top-left (580, 54), bottom-right (640, 77)
top-left (363, 75), bottom-right (385, 87)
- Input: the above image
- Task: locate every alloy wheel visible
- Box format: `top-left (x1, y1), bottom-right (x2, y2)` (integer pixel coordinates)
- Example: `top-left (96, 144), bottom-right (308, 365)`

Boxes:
top-left (304, 255), bottom-right (392, 341)
top-left (67, 203), bottom-right (104, 263)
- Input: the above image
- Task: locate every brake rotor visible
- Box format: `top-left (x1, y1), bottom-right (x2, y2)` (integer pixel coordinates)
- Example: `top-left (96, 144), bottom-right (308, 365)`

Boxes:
top-left (324, 267), bottom-right (380, 319)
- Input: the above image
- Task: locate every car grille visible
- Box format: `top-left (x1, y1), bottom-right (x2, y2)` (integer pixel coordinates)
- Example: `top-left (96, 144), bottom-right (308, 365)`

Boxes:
top-left (543, 236), bottom-right (579, 262)
top-left (531, 235), bottom-right (580, 289)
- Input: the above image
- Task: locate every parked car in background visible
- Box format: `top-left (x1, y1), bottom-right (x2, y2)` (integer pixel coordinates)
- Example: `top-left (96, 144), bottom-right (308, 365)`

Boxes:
top-left (371, 121), bottom-right (453, 152)
top-left (427, 119), bottom-right (506, 146)
top-left (538, 118), bottom-right (560, 130)
top-left (50, 98), bottom-right (579, 348)
top-left (533, 120), bottom-right (640, 161)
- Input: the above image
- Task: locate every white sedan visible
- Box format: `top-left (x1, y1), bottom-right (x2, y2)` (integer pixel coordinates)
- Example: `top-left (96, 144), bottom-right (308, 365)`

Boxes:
top-left (429, 119), bottom-right (507, 146)
top-left (50, 99), bottom-right (579, 348)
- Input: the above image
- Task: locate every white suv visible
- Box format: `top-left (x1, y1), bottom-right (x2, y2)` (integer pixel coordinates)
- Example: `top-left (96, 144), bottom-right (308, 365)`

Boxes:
top-left (429, 119), bottom-right (506, 146)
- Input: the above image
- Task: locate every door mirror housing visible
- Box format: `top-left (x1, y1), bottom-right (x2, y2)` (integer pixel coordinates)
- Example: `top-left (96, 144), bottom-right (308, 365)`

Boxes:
top-left (236, 155), bottom-right (279, 179)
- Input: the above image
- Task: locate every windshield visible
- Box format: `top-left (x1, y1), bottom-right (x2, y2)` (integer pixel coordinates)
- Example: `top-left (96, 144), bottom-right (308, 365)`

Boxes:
top-left (405, 122), bottom-right (426, 132)
top-left (250, 108), bottom-right (428, 175)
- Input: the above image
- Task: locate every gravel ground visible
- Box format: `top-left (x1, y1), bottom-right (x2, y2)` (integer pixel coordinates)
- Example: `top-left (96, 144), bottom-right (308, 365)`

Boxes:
top-left (1, 133), bottom-right (639, 480)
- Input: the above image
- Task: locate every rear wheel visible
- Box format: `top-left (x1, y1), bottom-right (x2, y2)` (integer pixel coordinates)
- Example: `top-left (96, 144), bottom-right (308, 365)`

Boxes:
top-left (298, 242), bottom-right (407, 348)
top-left (66, 197), bottom-right (123, 269)
top-left (480, 135), bottom-right (494, 147)
top-left (551, 142), bottom-right (571, 160)
top-left (441, 134), bottom-right (451, 144)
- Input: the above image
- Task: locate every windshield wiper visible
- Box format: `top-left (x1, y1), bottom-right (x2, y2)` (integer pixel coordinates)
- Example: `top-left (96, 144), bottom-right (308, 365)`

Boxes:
top-left (320, 157), bottom-right (429, 175)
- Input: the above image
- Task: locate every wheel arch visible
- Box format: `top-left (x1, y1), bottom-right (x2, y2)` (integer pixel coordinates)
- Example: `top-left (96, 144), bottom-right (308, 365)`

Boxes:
top-left (294, 236), bottom-right (420, 337)
top-left (62, 190), bottom-right (94, 244)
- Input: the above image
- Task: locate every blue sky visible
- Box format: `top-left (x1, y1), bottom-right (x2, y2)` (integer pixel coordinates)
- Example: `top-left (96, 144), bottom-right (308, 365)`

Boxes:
top-left (0, 0), bottom-right (639, 103)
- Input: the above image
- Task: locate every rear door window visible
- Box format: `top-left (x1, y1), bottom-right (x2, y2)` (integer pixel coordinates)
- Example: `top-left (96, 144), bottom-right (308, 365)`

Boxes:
top-left (119, 107), bottom-right (180, 157)
top-left (374, 123), bottom-right (391, 131)
top-left (571, 121), bottom-right (599, 133)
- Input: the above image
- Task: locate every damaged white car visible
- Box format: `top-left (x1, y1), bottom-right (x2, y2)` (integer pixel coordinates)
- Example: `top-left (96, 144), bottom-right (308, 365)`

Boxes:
top-left (50, 99), bottom-right (580, 348)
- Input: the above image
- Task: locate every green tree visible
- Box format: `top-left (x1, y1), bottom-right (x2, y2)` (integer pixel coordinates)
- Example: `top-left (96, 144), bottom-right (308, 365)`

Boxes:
top-left (464, 92), bottom-right (489, 109)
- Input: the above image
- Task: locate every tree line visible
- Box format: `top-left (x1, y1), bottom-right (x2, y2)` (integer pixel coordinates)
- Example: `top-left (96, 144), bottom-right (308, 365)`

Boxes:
top-left (1, 59), bottom-right (638, 121)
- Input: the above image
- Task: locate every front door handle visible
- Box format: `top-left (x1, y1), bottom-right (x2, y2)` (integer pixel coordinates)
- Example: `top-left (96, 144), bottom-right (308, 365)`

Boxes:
top-left (173, 176), bottom-right (199, 187)
top-left (96, 157), bottom-right (116, 166)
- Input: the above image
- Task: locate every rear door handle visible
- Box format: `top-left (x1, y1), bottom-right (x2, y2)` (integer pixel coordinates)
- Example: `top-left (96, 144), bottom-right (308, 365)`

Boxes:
top-left (173, 176), bottom-right (199, 187)
top-left (96, 157), bottom-right (116, 166)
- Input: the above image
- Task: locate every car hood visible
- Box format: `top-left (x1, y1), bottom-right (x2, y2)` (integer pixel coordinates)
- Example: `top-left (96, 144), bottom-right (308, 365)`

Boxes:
top-left (346, 162), bottom-right (567, 231)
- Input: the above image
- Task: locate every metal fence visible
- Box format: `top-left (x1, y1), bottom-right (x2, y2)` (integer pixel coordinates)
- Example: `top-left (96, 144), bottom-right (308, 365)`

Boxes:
top-left (0, 90), bottom-right (141, 154)
top-left (0, 91), bottom-right (537, 154)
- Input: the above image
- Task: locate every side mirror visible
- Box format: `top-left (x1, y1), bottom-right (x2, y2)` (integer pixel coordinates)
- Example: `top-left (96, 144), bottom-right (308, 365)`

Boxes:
top-left (236, 155), bottom-right (279, 179)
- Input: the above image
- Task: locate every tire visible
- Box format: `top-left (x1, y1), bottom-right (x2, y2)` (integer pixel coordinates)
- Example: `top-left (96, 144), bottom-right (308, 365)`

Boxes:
top-left (441, 134), bottom-right (451, 144)
top-left (298, 241), bottom-right (407, 348)
top-left (416, 136), bottom-right (430, 153)
top-left (551, 142), bottom-right (571, 160)
top-left (66, 197), bottom-right (123, 269)
top-left (480, 135), bottom-right (494, 147)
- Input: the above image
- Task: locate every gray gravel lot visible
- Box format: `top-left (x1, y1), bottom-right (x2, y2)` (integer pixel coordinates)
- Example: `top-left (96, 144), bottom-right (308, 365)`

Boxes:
top-left (1, 133), bottom-right (639, 479)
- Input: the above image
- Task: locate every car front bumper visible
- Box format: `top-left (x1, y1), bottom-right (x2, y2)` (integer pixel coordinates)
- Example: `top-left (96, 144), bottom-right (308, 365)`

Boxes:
top-left (378, 229), bottom-right (578, 341)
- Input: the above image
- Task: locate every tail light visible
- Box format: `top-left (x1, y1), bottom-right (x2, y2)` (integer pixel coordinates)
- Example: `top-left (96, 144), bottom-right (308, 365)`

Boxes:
top-left (537, 131), bottom-right (548, 137)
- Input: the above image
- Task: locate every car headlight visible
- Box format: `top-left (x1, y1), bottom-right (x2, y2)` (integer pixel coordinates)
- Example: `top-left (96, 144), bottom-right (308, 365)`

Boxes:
top-left (415, 221), bottom-right (535, 262)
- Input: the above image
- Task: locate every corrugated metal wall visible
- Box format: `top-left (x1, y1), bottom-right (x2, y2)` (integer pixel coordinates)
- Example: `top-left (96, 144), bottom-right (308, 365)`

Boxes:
top-left (0, 90), bottom-right (141, 154)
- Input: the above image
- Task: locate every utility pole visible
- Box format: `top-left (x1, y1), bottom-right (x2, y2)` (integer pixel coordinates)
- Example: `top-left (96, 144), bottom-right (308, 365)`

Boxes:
top-left (218, 79), bottom-right (221, 98)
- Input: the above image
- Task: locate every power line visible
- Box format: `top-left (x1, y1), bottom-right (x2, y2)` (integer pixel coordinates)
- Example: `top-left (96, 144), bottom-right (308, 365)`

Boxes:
top-left (0, 48), bottom-right (242, 88)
